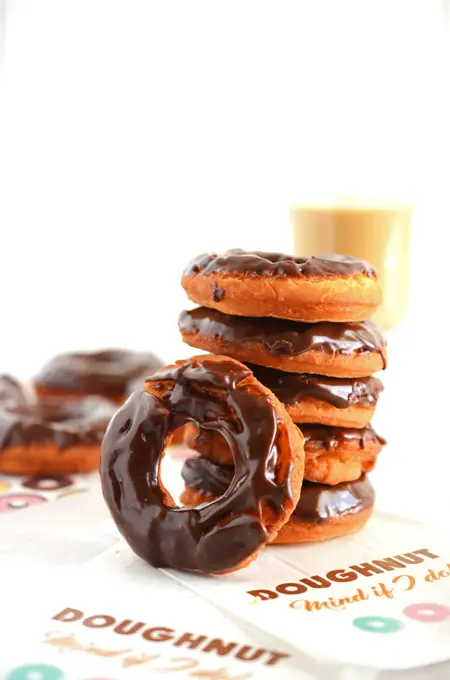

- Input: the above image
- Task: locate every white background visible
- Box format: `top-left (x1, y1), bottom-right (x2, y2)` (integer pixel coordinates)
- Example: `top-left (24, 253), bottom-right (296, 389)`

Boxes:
top-left (0, 0), bottom-right (448, 376)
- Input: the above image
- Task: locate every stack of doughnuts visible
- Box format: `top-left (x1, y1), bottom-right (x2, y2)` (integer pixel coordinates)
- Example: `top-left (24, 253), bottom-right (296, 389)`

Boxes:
top-left (177, 249), bottom-right (387, 545)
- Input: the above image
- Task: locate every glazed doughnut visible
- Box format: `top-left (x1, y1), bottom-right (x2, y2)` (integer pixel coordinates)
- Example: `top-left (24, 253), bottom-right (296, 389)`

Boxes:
top-left (247, 364), bottom-right (383, 427)
top-left (34, 349), bottom-right (164, 403)
top-left (301, 424), bottom-right (385, 485)
top-left (272, 476), bottom-right (375, 543)
top-left (0, 382), bottom-right (116, 475)
top-left (179, 307), bottom-right (387, 377)
top-left (182, 249), bottom-right (381, 322)
top-left (180, 457), bottom-right (375, 543)
top-left (101, 355), bottom-right (304, 574)
top-left (185, 423), bottom-right (384, 486)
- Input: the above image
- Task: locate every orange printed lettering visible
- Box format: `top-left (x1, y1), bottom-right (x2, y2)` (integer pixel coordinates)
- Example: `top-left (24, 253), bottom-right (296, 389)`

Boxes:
top-left (392, 574), bottom-right (416, 591)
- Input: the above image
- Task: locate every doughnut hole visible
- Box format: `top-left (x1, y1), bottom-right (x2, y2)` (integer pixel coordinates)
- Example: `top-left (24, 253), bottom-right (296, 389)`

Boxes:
top-left (167, 423), bottom-right (234, 506)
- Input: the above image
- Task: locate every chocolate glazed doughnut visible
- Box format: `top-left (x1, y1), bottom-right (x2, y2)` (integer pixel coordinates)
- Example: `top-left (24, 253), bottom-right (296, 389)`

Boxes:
top-left (181, 458), bottom-right (375, 544)
top-left (247, 364), bottom-right (383, 427)
top-left (302, 424), bottom-right (385, 485)
top-left (182, 249), bottom-right (381, 322)
top-left (185, 423), bottom-right (385, 486)
top-left (179, 308), bottom-right (387, 378)
top-left (100, 355), bottom-right (304, 574)
top-left (0, 386), bottom-right (117, 475)
top-left (35, 349), bottom-right (164, 403)
top-left (273, 477), bottom-right (375, 543)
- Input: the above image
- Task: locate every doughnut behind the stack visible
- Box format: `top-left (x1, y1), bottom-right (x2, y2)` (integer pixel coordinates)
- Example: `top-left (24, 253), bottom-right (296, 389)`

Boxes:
top-left (0, 376), bottom-right (116, 475)
top-left (35, 349), bottom-right (164, 403)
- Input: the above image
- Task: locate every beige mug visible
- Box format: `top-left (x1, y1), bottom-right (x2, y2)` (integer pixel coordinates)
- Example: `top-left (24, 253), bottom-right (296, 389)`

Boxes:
top-left (290, 202), bottom-right (412, 330)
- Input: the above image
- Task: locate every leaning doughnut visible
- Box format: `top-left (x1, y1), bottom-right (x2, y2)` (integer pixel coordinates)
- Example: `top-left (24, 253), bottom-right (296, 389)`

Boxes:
top-left (180, 456), bottom-right (374, 543)
top-left (100, 355), bottom-right (304, 574)
top-left (182, 249), bottom-right (381, 322)
top-left (179, 307), bottom-right (387, 378)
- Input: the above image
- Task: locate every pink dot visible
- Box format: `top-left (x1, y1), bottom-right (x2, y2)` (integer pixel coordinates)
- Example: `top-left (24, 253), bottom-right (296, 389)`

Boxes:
top-left (0, 493), bottom-right (46, 513)
top-left (404, 603), bottom-right (450, 623)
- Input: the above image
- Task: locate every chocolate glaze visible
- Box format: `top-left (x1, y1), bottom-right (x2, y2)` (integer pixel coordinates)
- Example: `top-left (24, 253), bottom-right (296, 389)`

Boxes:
top-left (101, 356), bottom-right (297, 574)
top-left (179, 307), bottom-right (387, 368)
top-left (182, 457), bottom-right (374, 525)
top-left (292, 477), bottom-right (375, 523)
top-left (0, 387), bottom-right (117, 450)
top-left (183, 249), bottom-right (376, 279)
top-left (247, 364), bottom-right (383, 408)
top-left (34, 349), bottom-right (164, 398)
top-left (301, 424), bottom-right (386, 452)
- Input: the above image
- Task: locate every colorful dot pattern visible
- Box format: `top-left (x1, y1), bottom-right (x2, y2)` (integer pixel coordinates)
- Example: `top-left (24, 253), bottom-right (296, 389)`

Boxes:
top-left (0, 473), bottom-right (92, 514)
top-left (353, 602), bottom-right (450, 633)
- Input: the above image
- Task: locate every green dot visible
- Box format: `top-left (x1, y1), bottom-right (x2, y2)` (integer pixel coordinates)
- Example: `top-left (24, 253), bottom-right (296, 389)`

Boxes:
top-left (6, 664), bottom-right (64, 680)
top-left (353, 615), bottom-right (403, 633)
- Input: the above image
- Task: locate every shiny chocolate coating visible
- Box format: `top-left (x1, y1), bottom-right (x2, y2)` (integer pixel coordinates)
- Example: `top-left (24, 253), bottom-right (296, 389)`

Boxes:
top-left (182, 457), bottom-right (374, 525)
top-left (179, 307), bottom-right (387, 368)
top-left (247, 364), bottom-right (383, 408)
top-left (183, 249), bottom-right (376, 279)
top-left (301, 424), bottom-right (386, 452)
top-left (35, 349), bottom-right (164, 399)
top-left (292, 477), bottom-right (375, 523)
top-left (0, 386), bottom-right (117, 450)
top-left (101, 356), bottom-right (297, 574)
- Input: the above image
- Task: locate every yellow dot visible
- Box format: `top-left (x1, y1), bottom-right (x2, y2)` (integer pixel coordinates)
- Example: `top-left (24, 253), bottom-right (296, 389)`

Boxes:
top-left (58, 488), bottom-right (87, 499)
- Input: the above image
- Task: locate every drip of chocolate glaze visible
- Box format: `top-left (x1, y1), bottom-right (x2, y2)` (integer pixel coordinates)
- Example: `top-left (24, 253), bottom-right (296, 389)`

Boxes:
top-left (178, 307), bottom-right (387, 368)
top-left (184, 249), bottom-right (376, 279)
top-left (247, 364), bottom-right (383, 408)
top-left (100, 356), bottom-right (297, 574)
top-left (181, 456), bottom-right (375, 525)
